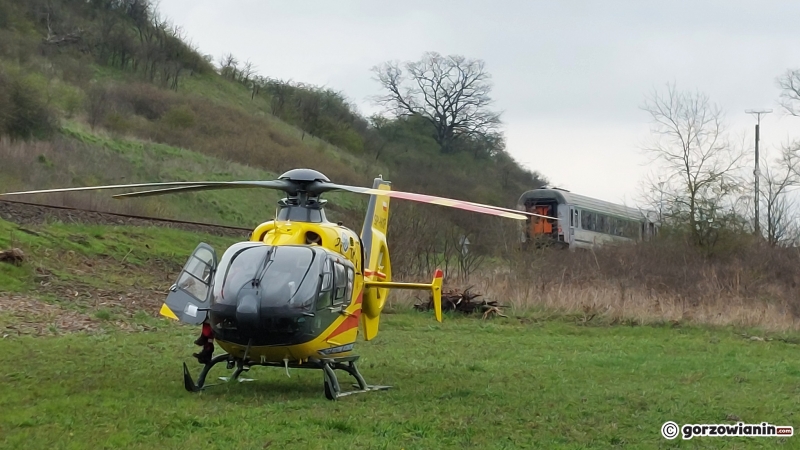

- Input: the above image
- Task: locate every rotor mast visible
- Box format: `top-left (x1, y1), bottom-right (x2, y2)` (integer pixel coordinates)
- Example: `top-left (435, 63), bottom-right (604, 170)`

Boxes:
top-left (275, 169), bottom-right (332, 223)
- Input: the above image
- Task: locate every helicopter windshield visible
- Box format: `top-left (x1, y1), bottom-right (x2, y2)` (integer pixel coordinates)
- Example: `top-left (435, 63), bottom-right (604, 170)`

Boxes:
top-left (213, 244), bottom-right (322, 311)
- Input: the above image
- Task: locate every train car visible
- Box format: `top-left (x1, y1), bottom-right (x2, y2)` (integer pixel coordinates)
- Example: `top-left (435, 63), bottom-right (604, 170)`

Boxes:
top-left (517, 188), bottom-right (659, 249)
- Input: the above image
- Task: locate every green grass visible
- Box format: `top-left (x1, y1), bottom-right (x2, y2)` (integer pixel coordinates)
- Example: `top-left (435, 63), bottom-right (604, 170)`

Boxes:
top-left (0, 314), bottom-right (797, 449)
top-left (60, 124), bottom-right (288, 225)
top-left (0, 217), bottom-right (239, 294)
top-left (0, 213), bottom-right (797, 449)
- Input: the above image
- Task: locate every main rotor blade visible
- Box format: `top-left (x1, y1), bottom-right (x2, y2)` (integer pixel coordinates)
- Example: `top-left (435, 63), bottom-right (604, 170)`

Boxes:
top-left (324, 183), bottom-right (558, 221)
top-left (0, 180), bottom-right (292, 198)
top-left (111, 181), bottom-right (291, 198)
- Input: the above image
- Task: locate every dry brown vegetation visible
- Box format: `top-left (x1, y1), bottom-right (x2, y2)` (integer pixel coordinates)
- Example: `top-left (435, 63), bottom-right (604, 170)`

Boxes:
top-left (391, 236), bottom-right (800, 331)
top-left (0, 137), bottom-right (159, 216)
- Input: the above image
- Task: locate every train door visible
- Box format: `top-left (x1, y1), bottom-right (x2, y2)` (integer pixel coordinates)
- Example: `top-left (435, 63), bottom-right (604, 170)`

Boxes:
top-left (531, 205), bottom-right (553, 235)
top-left (568, 206), bottom-right (578, 248)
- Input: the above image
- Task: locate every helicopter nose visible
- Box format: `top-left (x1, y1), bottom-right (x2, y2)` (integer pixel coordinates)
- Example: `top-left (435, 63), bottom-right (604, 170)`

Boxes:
top-left (235, 293), bottom-right (261, 334)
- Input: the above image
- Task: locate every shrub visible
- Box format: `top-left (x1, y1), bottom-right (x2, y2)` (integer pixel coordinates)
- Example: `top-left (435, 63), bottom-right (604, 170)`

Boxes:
top-left (161, 105), bottom-right (196, 129)
top-left (0, 69), bottom-right (56, 139)
top-left (104, 111), bottom-right (132, 135)
top-left (113, 83), bottom-right (172, 120)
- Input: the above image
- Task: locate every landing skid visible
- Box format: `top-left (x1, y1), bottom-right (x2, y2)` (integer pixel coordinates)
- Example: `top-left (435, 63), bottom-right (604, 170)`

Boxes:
top-left (182, 354), bottom-right (391, 400)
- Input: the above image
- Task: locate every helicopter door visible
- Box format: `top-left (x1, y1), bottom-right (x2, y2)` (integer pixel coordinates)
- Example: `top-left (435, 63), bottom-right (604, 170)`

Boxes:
top-left (163, 243), bottom-right (217, 325)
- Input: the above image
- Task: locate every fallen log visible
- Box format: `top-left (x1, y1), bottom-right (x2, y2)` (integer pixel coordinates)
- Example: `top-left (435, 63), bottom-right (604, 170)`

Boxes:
top-left (414, 286), bottom-right (507, 318)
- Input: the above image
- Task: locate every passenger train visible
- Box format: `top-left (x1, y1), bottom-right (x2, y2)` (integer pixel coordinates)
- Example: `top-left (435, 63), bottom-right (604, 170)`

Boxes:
top-left (517, 188), bottom-right (659, 249)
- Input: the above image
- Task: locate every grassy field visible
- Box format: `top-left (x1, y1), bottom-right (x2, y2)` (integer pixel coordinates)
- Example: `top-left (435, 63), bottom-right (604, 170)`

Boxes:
top-left (0, 313), bottom-right (798, 449)
top-left (0, 218), bottom-right (798, 449)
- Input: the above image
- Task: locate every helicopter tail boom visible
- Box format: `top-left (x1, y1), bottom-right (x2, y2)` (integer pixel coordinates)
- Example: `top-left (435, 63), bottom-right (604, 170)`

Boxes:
top-left (364, 269), bottom-right (443, 322)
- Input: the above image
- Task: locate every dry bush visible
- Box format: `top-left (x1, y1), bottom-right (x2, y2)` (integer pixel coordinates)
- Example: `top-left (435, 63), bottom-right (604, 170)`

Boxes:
top-left (389, 235), bottom-right (800, 331)
top-left (106, 82), bottom-right (173, 121)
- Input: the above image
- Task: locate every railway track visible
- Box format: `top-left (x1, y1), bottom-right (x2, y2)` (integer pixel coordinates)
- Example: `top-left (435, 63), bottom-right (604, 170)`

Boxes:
top-left (0, 199), bottom-right (254, 237)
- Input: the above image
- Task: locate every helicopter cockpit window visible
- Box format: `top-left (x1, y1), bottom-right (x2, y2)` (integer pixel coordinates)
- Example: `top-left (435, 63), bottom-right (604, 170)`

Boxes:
top-left (317, 258), bottom-right (333, 310)
top-left (278, 207), bottom-right (323, 223)
top-left (347, 266), bottom-right (354, 299)
top-left (262, 246), bottom-right (317, 308)
top-left (176, 247), bottom-right (215, 302)
top-left (212, 241), bottom-right (267, 302)
top-left (332, 261), bottom-right (353, 305)
top-left (215, 244), bottom-right (273, 306)
top-left (214, 245), bottom-right (320, 310)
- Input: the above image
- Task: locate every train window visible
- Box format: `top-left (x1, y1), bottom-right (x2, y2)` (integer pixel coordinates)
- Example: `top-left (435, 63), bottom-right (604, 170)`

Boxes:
top-left (581, 211), bottom-right (593, 230)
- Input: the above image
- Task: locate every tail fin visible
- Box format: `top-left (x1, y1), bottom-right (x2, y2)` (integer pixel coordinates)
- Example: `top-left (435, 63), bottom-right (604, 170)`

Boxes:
top-left (431, 269), bottom-right (443, 322)
top-left (360, 176), bottom-right (392, 341)
top-left (360, 176), bottom-right (391, 263)
top-left (359, 176), bottom-right (444, 339)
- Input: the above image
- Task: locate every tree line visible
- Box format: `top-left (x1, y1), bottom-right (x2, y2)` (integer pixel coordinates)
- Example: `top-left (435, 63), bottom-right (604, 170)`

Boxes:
top-left (639, 71), bottom-right (800, 251)
top-left (11, 0), bottom-right (213, 89)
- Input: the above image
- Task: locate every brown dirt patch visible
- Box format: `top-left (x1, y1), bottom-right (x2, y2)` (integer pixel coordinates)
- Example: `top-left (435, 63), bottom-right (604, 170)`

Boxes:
top-left (0, 290), bottom-right (168, 336)
top-left (0, 294), bottom-right (103, 336)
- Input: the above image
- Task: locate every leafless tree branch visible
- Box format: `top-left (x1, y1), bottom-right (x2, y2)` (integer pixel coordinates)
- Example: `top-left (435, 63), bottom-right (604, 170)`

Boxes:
top-left (778, 69), bottom-right (800, 117)
top-left (640, 83), bottom-right (745, 247)
top-left (371, 52), bottom-right (501, 153)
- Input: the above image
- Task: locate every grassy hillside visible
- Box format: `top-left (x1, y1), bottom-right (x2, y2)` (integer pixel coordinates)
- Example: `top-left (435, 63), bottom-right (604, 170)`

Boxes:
top-left (0, 123), bottom-right (363, 228)
top-left (0, 0), bottom-right (543, 235)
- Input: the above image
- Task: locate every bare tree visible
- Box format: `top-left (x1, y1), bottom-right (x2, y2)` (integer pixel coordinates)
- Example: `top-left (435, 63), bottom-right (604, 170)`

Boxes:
top-left (761, 142), bottom-right (800, 245)
top-left (218, 53), bottom-right (238, 80)
top-left (640, 83), bottom-right (745, 246)
top-left (85, 82), bottom-right (109, 131)
top-left (372, 52), bottom-right (501, 154)
top-left (240, 60), bottom-right (256, 84)
top-left (778, 69), bottom-right (800, 116)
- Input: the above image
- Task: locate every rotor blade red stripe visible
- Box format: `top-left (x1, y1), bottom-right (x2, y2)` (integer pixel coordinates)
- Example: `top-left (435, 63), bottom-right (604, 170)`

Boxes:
top-left (355, 188), bottom-right (527, 220)
top-left (340, 185), bottom-right (557, 220)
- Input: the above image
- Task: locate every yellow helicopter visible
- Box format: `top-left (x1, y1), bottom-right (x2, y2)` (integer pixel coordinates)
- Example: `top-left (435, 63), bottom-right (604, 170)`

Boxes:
top-left (0, 169), bottom-right (555, 400)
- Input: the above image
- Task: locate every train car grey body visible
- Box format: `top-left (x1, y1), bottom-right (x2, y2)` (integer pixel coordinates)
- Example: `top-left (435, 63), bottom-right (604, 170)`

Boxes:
top-left (517, 188), bottom-right (659, 249)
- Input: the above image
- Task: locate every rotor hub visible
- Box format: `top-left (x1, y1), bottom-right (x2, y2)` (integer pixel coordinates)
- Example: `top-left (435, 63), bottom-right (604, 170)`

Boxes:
top-left (278, 169), bottom-right (330, 183)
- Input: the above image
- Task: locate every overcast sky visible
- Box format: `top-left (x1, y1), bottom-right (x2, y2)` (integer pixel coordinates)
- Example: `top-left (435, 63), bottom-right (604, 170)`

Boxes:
top-left (157, 0), bottom-right (799, 206)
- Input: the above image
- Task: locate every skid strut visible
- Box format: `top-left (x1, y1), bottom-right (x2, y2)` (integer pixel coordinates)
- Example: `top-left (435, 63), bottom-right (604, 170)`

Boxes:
top-left (182, 354), bottom-right (390, 400)
top-left (317, 356), bottom-right (391, 400)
